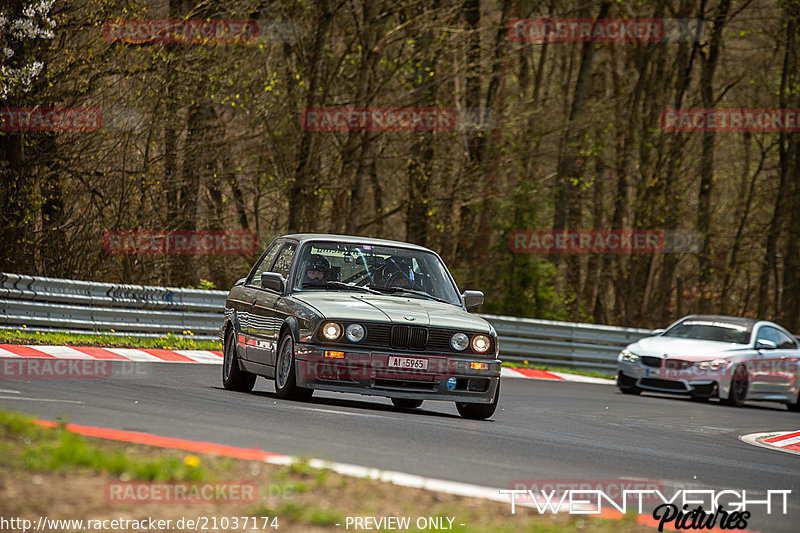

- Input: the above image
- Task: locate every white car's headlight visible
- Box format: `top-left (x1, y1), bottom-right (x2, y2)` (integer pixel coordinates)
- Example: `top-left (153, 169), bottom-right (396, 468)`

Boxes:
top-left (321, 322), bottom-right (342, 340)
top-left (345, 323), bottom-right (365, 343)
top-left (619, 349), bottom-right (639, 363)
top-left (697, 359), bottom-right (729, 371)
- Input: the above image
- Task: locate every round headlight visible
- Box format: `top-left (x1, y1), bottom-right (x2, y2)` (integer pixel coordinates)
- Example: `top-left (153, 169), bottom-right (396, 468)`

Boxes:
top-left (321, 322), bottom-right (342, 340)
top-left (450, 333), bottom-right (469, 351)
top-left (471, 334), bottom-right (491, 353)
top-left (345, 323), bottom-right (365, 343)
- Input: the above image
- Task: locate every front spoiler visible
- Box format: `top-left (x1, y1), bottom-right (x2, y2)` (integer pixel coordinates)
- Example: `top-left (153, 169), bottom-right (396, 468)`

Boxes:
top-left (294, 344), bottom-right (501, 403)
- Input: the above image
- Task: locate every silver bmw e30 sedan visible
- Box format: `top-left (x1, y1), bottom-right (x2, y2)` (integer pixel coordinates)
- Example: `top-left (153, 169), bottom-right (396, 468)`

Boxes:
top-left (220, 234), bottom-right (501, 419)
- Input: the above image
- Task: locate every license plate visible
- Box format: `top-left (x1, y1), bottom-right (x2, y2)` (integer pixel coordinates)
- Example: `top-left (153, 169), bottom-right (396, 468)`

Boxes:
top-left (388, 356), bottom-right (428, 370)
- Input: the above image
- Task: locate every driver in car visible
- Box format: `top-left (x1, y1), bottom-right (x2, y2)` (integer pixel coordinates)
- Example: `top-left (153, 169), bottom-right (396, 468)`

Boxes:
top-left (303, 254), bottom-right (331, 285)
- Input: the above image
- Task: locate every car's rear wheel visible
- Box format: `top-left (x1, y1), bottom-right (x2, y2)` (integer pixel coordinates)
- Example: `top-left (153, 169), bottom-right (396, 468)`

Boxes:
top-left (455, 381), bottom-right (499, 420)
top-left (274, 334), bottom-right (313, 401)
top-left (722, 364), bottom-right (748, 407)
top-left (391, 398), bottom-right (423, 409)
top-left (222, 327), bottom-right (256, 392)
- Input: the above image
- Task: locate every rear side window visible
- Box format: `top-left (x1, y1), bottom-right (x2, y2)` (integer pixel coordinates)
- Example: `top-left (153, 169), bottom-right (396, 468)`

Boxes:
top-left (247, 242), bottom-right (282, 286)
top-left (271, 243), bottom-right (297, 278)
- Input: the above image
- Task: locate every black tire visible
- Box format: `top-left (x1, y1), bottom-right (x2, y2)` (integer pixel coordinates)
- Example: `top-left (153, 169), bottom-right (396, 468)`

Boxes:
top-left (391, 398), bottom-right (423, 409)
top-left (456, 381), bottom-right (499, 420)
top-left (616, 373), bottom-right (641, 395)
top-left (274, 334), bottom-right (313, 401)
top-left (222, 327), bottom-right (256, 392)
top-left (788, 394), bottom-right (800, 412)
top-left (721, 365), bottom-right (748, 407)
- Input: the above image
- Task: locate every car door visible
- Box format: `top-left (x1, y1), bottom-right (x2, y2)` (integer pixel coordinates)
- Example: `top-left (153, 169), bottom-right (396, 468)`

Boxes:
top-left (750, 326), bottom-right (795, 398)
top-left (241, 241), bottom-right (283, 363)
top-left (249, 241), bottom-right (297, 367)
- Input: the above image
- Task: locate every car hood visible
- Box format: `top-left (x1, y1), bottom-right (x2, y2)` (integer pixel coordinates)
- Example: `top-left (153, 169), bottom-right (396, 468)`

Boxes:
top-left (292, 292), bottom-right (492, 332)
top-left (627, 336), bottom-right (750, 360)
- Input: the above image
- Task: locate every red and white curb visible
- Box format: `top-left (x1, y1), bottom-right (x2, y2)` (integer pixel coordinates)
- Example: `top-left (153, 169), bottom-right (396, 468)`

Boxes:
top-left (502, 367), bottom-right (614, 384)
top-left (0, 344), bottom-right (222, 364)
top-left (741, 431), bottom-right (800, 457)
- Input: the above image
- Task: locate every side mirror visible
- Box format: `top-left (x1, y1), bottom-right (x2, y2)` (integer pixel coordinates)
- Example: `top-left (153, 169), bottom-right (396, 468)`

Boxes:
top-left (462, 290), bottom-right (484, 309)
top-left (261, 272), bottom-right (285, 293)
top-left (756, 339), bottom-right (777, 350)
top-left (651, 328), bottom-right (665, 336)
top-left (234, 277), bottom-right (246, 287)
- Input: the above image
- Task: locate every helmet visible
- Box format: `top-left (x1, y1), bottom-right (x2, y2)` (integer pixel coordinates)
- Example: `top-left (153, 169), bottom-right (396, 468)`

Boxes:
top-left (305, 254), bottom-right (330, 281)
top-left (383, 259), bottom-right (412, 287)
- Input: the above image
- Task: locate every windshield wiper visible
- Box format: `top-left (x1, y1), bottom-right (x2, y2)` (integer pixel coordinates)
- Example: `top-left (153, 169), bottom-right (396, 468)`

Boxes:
top-left (302, 281), bottom-right (381, 294)
top-left (369, 286), bottom-right (451, 304)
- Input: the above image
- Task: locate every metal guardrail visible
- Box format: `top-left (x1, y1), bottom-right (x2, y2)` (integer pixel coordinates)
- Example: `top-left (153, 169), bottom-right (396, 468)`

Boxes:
top-left (0, 273), bottom-right (650, 371)
top-left (0, 273), bottom-right (227, 342)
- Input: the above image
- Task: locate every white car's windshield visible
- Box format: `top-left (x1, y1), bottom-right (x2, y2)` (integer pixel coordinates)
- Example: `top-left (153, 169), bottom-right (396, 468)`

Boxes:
top-left (662, 320), bottom-right (752, 344)
top-left (293, 241), bottom-right (461, 306)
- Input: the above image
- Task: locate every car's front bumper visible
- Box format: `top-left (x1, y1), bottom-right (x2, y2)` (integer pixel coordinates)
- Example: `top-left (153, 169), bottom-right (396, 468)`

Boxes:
top-left (294, 344), bottom-right (501, 403)
top-left (617, 361), bottom-right (724, 397)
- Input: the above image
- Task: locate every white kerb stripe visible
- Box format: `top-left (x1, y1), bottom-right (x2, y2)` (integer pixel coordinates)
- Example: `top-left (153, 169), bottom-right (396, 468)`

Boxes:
top-left (28, 345), bottom-right (96, 360)
top-left (104, 348), bottom-right (165, 362)
top-left (174, 350), bottom-right (223, 364)
top-left (0, 348), bottom-right (21, 358)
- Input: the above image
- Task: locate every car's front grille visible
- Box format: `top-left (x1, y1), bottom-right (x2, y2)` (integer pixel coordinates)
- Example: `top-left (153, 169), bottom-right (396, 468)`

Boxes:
top-left (640, 378), bottom-right (688, 391)
top-left (319, 322), bottom-right (494, 355)
top-left (391, 325), bottom-right (428, 350)
top-left (641, 356), bottom-right (663, 368)
top-left (664, 359), bottom-right (692, 370)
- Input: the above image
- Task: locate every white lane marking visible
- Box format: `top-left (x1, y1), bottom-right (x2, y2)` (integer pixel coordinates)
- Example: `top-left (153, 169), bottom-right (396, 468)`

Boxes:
top-left (0, 395), bottom-right (85, 404)
top-left (549, 372), bottom-right (615, 384)
top-left (28, 345), bottom-right (96, 360)
top-left (174, 350), bottom-right (223, 364)
top-left (0, 389), bottom-right (20, 394)
top-left (290, 405), bottom-right (396, 419)
top-left (501, 368), bottom-right (525, 378)
top-left (104, 348), bottom-right (165, 362)
top-left (740, 431), bottom-right (800, 457)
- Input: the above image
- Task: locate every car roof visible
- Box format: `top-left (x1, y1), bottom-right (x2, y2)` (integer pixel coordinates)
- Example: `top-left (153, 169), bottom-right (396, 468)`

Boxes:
top-left (280, 233), bottom-right (435, 253)
top-left (678, 315), bottom-right (759, 328)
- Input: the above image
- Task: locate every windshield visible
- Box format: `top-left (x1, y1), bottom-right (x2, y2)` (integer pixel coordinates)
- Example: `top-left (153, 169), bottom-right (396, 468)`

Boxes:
top-left (292, 241), bottom-right (462, 305)
top-left (662, 320), bottom-right (752, 344)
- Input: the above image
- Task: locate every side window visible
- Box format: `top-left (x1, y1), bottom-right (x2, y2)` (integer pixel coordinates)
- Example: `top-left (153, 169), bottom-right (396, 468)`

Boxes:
top-left (271, 243), bottom-right (297, 279)
top-left (247, 242), bottom-right (282, 287)
top-left (757, 327), bottom-right (783, 347)
top-left (775, 329), bottom-right (798, 349)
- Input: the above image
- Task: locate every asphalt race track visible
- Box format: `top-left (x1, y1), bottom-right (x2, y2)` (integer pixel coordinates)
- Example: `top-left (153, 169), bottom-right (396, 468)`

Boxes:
top-left (2, 363), bottom-right (799, 532)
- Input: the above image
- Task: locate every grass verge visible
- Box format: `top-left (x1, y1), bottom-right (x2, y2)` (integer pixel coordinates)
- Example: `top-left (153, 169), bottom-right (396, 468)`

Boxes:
top-left (0, 409), bottom-right (650, 532)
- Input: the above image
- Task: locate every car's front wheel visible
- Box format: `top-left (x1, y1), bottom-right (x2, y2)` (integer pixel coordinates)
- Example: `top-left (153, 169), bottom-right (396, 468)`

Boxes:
top-left (274, 334), bottom-right (313, 401)
top-left (222, 327), bottom-right (256, 392)
top-left (455, 382), bottom-right (499, 420)
top-left (616, 372), bottom-right (641, 395)
top-left (391, 398), bottom-right (423, 409)
top-left (721, 364), bottom-right (748, 407)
